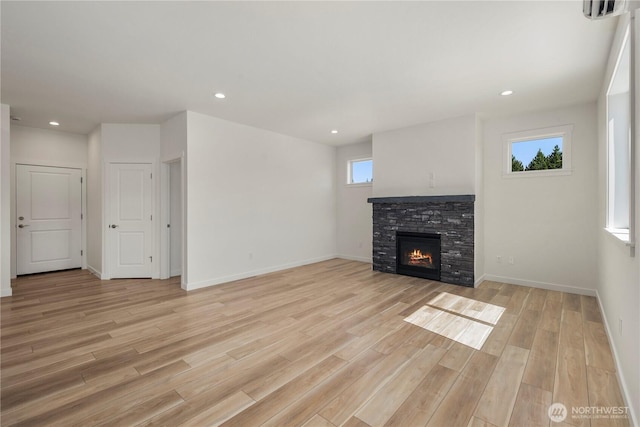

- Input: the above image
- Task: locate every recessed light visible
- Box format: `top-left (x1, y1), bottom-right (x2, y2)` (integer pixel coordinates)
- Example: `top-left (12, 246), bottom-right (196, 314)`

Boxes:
top-left (214, 93), bottom-right (226, 99)
top-left (49, 121), bottom-right (60, 126)
top-left (500, 90), bottom-right (514, 96)
top-left (331, 130), bottom-right (338, 134)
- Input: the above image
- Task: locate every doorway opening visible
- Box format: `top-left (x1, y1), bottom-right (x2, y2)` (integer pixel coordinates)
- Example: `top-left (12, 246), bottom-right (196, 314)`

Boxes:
top-left (160, 157), bottom-right (183, 284)
top-left (169, 161), bottom-right (182, 278)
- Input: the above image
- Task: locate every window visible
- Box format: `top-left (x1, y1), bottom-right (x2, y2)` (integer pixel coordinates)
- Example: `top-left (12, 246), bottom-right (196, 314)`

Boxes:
top-left (348, 158), bottom-right (373, 184)
top-left (606, 27), bottom-right (631, 238)
top-left (503, 125), bottom-right (573, 177)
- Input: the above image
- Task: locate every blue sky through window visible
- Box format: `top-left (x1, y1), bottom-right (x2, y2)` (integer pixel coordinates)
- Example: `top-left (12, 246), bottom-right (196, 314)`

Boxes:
top-left (512, 136), bottom-right (563, 166)
top-left (351, 159), bottom-right (373, 183)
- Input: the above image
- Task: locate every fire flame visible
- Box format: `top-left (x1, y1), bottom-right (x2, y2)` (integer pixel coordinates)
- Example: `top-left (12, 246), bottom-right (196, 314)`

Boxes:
top-left (409, 249), bottom-right (432, 264)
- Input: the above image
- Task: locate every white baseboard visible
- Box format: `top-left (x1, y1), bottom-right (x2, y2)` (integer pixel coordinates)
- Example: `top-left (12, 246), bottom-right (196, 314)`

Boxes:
top-left (337, 254), bottom-right (372, 263)
top-left (184, 254), bottom-right (338, 291)
top-left (482, 274), bottom-right (597, 296)
top-left (0, 287), bottom-right (12, 298)
top-left (474, 274), bottom-right (486, 288)
top-left (595, 290), bottom-right (639, 427)
top-left (87, 265), bottom-right (102, 280)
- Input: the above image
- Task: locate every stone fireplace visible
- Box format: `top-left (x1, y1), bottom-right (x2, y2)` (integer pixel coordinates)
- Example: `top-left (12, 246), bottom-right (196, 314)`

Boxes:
top-left (368, 195), bottom-right (474, 287)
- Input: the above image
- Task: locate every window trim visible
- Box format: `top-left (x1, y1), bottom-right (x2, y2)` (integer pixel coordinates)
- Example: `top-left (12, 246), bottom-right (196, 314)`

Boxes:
top-left (604, 23), bottom-right (633, 245)
top-left (502, 124), bottom-right (573, 178)
top-left (347, 157), bottom-right (373, 186)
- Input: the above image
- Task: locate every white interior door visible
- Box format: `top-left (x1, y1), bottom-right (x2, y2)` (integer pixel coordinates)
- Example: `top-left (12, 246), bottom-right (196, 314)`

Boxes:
top-left (16, 165), bottom-right (82, 275)
top-left (109, 163), bottom-right (153, 278)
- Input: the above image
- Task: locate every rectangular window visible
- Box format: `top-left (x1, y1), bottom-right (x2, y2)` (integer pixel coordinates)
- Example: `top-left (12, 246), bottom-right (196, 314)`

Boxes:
top-left (606, 26), bottom-right (631, 237)
top-left (503, 125), bottom-right (573, 177)
top-left (348, 158), bottom-right (373, 184)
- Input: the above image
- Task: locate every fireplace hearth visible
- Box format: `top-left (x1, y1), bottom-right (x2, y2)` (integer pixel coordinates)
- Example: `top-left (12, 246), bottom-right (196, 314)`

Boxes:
top-left (396, 232), bottom-right (441, 280)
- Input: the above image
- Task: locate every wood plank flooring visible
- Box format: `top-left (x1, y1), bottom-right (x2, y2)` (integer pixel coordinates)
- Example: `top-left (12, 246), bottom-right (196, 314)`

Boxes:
top-left (0, 259), bottom-right (629, 426)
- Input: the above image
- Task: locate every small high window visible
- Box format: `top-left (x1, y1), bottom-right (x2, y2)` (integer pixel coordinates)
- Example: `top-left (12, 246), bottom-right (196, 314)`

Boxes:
top-left (503, 125), bottom-right (573, 177)
top-left (511, 136), bottom-right (563, 172)
top-left (348, 158), bottom-right (373, 184)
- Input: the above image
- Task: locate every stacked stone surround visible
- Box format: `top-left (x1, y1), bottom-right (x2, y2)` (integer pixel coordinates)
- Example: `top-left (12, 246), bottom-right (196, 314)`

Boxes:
top-left (368, 195), bottom-right (475, 287)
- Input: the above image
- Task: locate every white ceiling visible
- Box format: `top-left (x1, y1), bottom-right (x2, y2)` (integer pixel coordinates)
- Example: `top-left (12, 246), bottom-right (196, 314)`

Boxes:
top-left (1, 1), bottom-right (617, 146)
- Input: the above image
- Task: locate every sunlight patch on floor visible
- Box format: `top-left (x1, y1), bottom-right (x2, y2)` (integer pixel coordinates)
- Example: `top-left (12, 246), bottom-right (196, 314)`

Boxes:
top-left (404, 292), bottom-right (505, 350)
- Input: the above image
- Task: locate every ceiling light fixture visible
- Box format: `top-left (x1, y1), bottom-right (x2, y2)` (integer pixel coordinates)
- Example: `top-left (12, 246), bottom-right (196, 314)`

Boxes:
top-left (500, 90), bottom-right (514, 96)
top-left (214, 92), bottom-right (226, 99)
top-left (331, 130), bottom-right (338, 134)
top-left (49, 121), bottom-right (60, 126)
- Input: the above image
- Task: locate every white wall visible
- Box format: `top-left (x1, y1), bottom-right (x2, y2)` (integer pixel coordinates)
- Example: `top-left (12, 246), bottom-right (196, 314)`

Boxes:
top-left (1, 105), bottom-right (11, 297)
top-left (336, 140), bottom-right (373, 262)
top-left (372, 114), bottom-right (477, 197)
top-left (10, 125), bottom-right (88, 278)
top-left (596, 13), bottom-right (639, 425)
top-left (160, 112), bottom-right (187, 160)
top-left (10, 125), bottom-right (87, 166)
top-left (101, 124), bottom-right (160, 160)
top-left (87, 126), bottom-right (102, 276)
top-left (483, 103), bottom-right (598, 294)
top-left (185, 111), bottom-right (336, 290)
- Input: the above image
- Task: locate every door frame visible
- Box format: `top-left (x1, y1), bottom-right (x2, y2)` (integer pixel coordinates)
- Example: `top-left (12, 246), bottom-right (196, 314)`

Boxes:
top-left (11, 159), bottom-right (87, 279)
top-left (160, 152), bottom-right (186, 286)
top-left (103, 159), bottom-right (158, 280)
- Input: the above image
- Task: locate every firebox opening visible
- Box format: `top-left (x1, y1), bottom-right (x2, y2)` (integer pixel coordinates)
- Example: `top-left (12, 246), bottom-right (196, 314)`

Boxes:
top-left (396, 232), bottom-right (441, 281)
top-left (404, 248), bottom-right (434, 268)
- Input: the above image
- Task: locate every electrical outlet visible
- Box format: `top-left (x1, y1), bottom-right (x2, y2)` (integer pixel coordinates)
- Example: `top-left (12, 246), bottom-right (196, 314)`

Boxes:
top-left (496, 255), bottom-right (502, 263)
top-left (618, 317), bottom-right (623, 336)
top-left (509, 256), bottom-right (515, 265)
top-left (429, 172), bottom-right (436, 188)
top-left (249, 252), bottom-right (253, 260)
top-left (359, 242), bottom-right (363, 248)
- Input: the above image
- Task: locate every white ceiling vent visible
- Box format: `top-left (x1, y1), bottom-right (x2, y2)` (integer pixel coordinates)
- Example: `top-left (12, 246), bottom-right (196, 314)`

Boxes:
top-left (583, 0), bottom-right (628, 19)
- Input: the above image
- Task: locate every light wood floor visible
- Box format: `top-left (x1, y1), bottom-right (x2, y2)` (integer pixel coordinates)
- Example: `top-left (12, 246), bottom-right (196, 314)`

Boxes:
top-left (0, 259), bottom-right (629, 426)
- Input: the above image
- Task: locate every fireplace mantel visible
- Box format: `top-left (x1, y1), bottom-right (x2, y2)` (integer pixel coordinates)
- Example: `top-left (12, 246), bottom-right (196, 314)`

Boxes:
top-left (367, 195), bottom-right (475, 204)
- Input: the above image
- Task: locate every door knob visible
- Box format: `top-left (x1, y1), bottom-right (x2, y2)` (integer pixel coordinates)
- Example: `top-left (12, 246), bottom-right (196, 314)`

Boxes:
top-left (18, 224), bottom-right (29, 228)
top-left (110, 224), bottom-right (119, 228)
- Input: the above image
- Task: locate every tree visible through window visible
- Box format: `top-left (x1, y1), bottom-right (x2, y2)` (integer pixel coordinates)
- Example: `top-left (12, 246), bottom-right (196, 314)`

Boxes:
top-left (511, 137), bottom-right (563, 172)
top-left (502, 125), bottom-right (572, 177)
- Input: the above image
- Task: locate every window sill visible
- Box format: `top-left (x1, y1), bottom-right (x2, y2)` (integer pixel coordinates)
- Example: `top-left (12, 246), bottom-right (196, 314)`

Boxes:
top-left (502, 169), bottom-right (572, 179)
top-left (345, 183), bottom-right (373, 188)
top-left (605, 228), bottom-right (634, 246)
